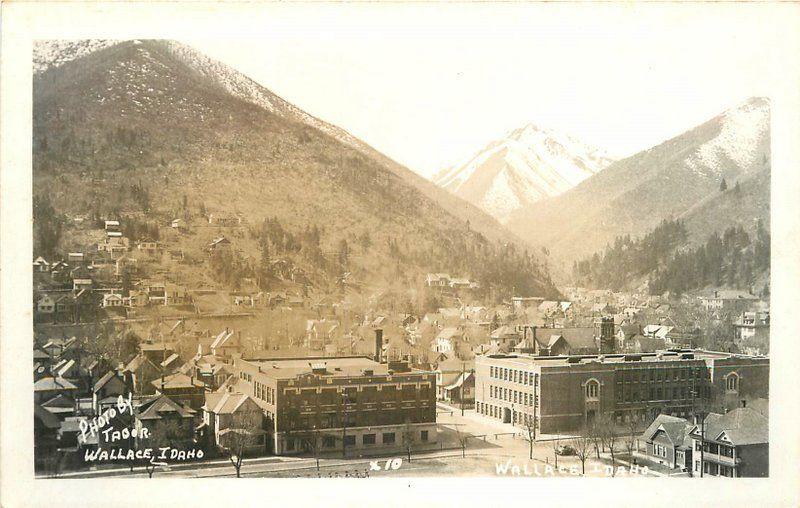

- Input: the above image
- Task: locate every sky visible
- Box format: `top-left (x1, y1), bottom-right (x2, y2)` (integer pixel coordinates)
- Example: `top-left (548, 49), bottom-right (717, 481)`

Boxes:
top-left (183, 3), bottom-right (785, 179)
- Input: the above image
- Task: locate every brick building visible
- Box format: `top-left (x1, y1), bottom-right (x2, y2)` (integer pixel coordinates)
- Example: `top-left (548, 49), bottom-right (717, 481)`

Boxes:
top-left (231, 356), bottom-right (437, 455)
top-left (474, 350), bottom-right (769, 434)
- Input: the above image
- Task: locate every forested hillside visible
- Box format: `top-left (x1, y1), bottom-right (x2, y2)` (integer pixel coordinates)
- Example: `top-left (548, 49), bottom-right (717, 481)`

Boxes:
top-left (573, 218), bottom-right (770, 296)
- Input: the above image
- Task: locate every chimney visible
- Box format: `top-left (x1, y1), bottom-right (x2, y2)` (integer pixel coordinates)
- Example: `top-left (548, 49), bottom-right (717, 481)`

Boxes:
top-left (374, 329), bottom-right (384, 363)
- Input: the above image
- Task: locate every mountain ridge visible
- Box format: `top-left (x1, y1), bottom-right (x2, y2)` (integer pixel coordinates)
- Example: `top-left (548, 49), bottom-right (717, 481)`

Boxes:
top-left (506, 97), bottom-right (770, 267)
top-left (32, 39), bottom-right (558, 300)
top-left (434, 123), bottom-right (614, 223)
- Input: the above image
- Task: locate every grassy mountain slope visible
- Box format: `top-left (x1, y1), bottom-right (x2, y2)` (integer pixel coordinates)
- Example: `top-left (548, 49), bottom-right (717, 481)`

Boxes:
top-left (32, 40), bottom-right (557, 299)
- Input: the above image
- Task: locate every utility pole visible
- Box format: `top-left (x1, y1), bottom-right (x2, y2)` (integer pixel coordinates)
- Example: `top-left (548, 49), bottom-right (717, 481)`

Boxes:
top-left (342, 394), bottom-right (348, 459)
top-left (461, 362), bottom-right (465, 417)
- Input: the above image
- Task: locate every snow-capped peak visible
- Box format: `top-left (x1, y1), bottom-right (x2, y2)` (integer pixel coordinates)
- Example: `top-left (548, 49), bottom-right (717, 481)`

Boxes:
top-left (686, 97), bottom-right (770, 177)
top-left (435, 124), bottom-right (614, 223)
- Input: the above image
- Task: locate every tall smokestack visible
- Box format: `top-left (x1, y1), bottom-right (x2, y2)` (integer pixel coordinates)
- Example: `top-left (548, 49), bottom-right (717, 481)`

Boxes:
top-left (374, 329), bottom-right (384, 363)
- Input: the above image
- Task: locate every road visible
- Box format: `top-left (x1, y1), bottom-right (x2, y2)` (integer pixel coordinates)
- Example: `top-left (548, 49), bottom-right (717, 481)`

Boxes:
top-left (49, 408), bottom-right (660, 479)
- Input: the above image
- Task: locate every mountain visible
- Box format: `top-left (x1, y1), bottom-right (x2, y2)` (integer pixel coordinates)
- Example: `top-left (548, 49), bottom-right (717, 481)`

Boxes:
top-left (32, 40), bottom-right (558, 300)
top-left (506, 97), bottom-right (771, 266)
top-left (434, 124), bottom-right (614, 223)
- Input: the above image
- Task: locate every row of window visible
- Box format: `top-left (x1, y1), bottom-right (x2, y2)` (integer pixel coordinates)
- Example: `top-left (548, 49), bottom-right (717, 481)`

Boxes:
top-left (616, 367), bottom-right (704, 384)
top-left (284, 430), bottom-right (429, 451)
top-left (254, 380), bottom-right (275, 404)
top-left (477, 402), bottom-right (535, 426)
top-left (489, 366), bottom-right (539, 386)
top-left (488, 385), bottom-right (537, 406)
top-left (653, 443), bottom-right (669, 458)
top-left (615, 385), bottom-right (694, 403)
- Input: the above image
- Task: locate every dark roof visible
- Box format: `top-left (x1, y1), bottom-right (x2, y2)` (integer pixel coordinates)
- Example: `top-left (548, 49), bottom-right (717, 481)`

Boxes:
top-left (137, 395), bottom-right (195, 420)
top-left (532, 327), bottom-right (597, 351)
top-left (642, 414), bottom-right (692, 448)
top-left (701, 408), bottom-right (768, 446)
top-left (93, 371), bottom-right (126, 392)
top-left (34, 404), bottom-right (61, 429)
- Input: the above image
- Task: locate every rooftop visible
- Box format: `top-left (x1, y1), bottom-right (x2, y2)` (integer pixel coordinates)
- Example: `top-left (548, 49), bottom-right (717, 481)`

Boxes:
top-left (479, 349), bottom-right (767, 368)
top-left (239, 356), bottom-right (427, 380)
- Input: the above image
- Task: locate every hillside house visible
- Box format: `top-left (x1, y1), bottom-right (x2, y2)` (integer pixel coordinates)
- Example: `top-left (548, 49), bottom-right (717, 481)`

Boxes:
top-left (104, 220), bottom-right (120, 232)
top-left (432, 327), bottom-right (464, 355)
top-left (511, 296), bottom-right (545, 312)
top-left (208, 213), bottom-right (243, 226)
top-left (33, 256), bottom-right (50, 273)
top-left (700, 290), bottom-right (760, 313)
top-left (136, 240), bottom-right (159, 257)
top-left (208, 236), bottom-right (231, 252)
top-left (305, 320), bottom-right (340, 350)
top-left (37, 294), bottom-right (56, 314)
top-left (210, 329), bottom-right (242, 358)
top-left (102, 293), bottom-right (124, 308)
top-left (425, 273), bottom-right (451, 287)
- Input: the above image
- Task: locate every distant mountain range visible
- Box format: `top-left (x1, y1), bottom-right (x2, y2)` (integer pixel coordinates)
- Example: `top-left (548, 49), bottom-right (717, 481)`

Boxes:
top-left (32, 40), bottom-right (558, 298)
top-left (434, 124), bottom-right (614, 223)
top-left (505, 97), bottom-right (771, 266)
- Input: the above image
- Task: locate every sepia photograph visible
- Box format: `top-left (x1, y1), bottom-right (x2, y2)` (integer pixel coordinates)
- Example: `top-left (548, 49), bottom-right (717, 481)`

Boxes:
top-left (2, 1), bottom-right (800, 507)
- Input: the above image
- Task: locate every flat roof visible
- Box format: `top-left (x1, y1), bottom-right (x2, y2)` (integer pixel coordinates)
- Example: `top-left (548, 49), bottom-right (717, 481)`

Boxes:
top-left (480, 349), bottom-right (768, 368)
top-left (240, 356), bottom-right (429, 380)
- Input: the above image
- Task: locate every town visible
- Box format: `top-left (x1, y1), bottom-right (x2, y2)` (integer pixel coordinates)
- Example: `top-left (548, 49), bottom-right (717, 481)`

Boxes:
top-left (33, 214), bottom-right (769, 479)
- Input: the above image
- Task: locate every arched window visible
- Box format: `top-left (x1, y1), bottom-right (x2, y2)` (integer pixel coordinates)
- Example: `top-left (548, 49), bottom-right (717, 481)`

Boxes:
top-left (585, 379), bottom-right (600, 400)
top-left (726, 373), bottom-right (739, 392)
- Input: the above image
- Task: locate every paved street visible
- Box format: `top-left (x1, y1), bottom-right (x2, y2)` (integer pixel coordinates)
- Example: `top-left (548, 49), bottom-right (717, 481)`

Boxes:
top-left (51, 407), bottom-right (659, 479)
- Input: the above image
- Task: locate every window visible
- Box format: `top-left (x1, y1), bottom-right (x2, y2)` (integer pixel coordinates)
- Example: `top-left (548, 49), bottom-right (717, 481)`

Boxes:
top-left (420, 430), bottom-right (429, 442)
top-left (726, 373), bottom-right (739, 392)
top-left (585, 380), bottom-right (599, 400)
top-left (383, 432), bottom-right (396, 444)
top-left (286, 438), bottom-right (295, 451)
top-left (344, 435), bottom-right (356, 446)
top-left (323, 436), bottom-right (336, 448)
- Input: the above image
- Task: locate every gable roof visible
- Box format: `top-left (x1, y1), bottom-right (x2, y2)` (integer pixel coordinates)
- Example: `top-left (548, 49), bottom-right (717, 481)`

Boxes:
top-left (642, 414), bottom-right (691, 448)
top-left (701, 408), bottom-right (768, 446)
top-left (210, 329), bottom-right (235, 350)
top-left (204, 391), bottom-right (252, 415)
top-left (137, 395), bottom-right (196, 420)
top-left (34, 404), bottom-right (61, 429)
top-left (93, 370), bottom-right (126, 392)
top-left (34, 376), bottom-right (78, 392)
top-left (531, 327), bottom-right (597, 352)
top-left (152, 372), bottom-right (205, 390)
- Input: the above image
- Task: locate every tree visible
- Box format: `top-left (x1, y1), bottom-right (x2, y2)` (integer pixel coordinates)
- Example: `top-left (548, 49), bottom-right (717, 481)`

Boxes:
top-left (596, 413), bottom-right (620, 476)
top-left (143, 418), bottom-right (184, 478)
top-left (625, 417), bottom-right (640, 460)
top-left (720, 178), bottom-right (728, 191)
top-left (552, 436), bottom-right (560, 468)
top-left (217, 406), bottom-right (266, 478)
top-left (570, 429), bottom-right (593, 475)
top-left (454, 425), bottom-right (470, 458)
top-left (524, 413), bottom-right (538, 460)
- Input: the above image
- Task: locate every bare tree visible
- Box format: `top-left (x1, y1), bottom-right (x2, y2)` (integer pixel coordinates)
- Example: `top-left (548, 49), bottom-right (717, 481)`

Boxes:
top-left (524, 414), bottom-right (538, 460)
top-left (570, 429), bottom-right (593, 475)
top-left (597, 413), bottom-right (620, 476)
top-left (625, 417), bottom-right (640, 460)
top-left (454, 425), bottom-right (470, 458)
top-left (552, 436), bottom-right (560, 468)
top-left (217, 406), bottom-right (266, 478)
